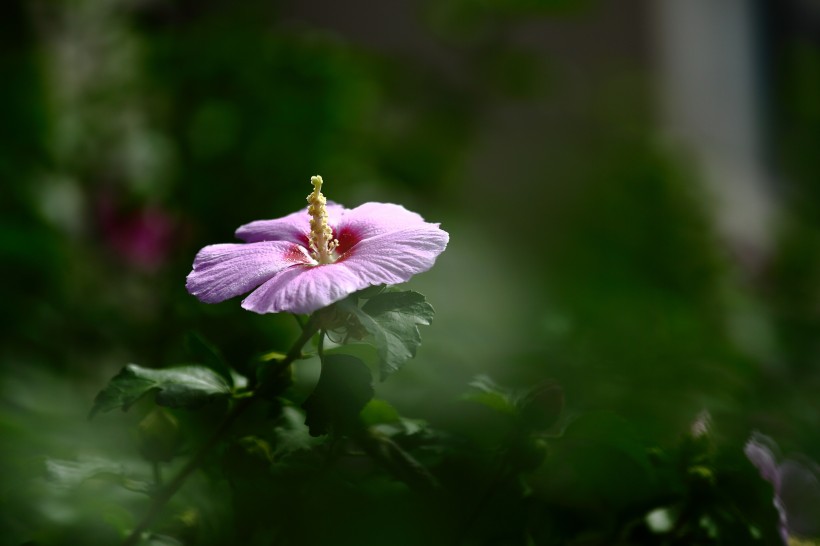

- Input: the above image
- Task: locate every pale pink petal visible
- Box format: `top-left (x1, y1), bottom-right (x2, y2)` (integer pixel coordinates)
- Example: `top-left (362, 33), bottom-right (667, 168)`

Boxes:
top-left (338, 225), bottom-right (449, 286)
top-left (336, 202), bottom-right (427, 241)
top-left (241, 263), bottom-right (366, 314)
top-left (235, 203), bottom-right (345, 244)
top-left (186, 241), bottom-right (311, 304)
top-left (745, 432), bottom-right (782, 488)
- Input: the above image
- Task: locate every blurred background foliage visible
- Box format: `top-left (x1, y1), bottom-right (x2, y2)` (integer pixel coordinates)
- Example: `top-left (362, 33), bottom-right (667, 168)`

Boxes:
top-left (1, 0), bottom-right (819, 544)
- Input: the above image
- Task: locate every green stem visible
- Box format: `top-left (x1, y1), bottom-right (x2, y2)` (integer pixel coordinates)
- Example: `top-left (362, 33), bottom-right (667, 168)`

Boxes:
top-left (291, 313), bottom-right (305, 330)
top-left (122, 317), bottom-right (320, 546)
top-left (317, 329), bottom-right (326, 361)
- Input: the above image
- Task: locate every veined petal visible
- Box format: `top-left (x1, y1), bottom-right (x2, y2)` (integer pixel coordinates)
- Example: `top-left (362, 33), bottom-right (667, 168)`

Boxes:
top-left (338, 225), bottom-right (449, 286)
top-left (336, 202), bottom-right (427, 241)
top-left (186, 241), bottom-right (311, 304)
top-left (235, 203), bottom-right (345, 244)
top-left (241, 263), bottom-right (365, 315)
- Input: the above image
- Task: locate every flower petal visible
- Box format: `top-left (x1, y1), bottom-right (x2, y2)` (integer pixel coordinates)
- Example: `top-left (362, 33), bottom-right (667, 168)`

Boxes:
top-left (241, 224), bottom-right (447, 314)
top-left (241, 263), bottom-right (366, 314)
top-left (336, 202), bottom-right (427, 240)
top-left (186, 241), bottom-right (311, 304)
top-left (235, 203), bottom-right (345, 244)
top-left (745, 432), bottom-right (782, 488)
top-left (338, 225), bottom-right (449, 286)
top-left (778, 459), bottom-right (820, 538)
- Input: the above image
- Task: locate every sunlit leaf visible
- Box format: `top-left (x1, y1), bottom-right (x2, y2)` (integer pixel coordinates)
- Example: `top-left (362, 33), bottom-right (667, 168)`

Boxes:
top-left (341, 290), bottom-right (434, 380)
top-left (90, 364), bottom-right (231, 418)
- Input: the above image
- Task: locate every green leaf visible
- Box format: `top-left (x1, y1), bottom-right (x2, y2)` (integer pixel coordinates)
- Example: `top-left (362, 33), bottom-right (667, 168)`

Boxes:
top-left (90, 364), bottom-right (231, 418)
top-left (324, 343), bottom-right (380, 369)
top-left (185, 331), bottom-right (234, 386)
top-left (302, 354), bottom-right (374, 436)
top-left (461, 375), bottom-right (518, 415)
top-left (45, 458), bottom-right (153, 495)
top-left (536, 412), bottom-right (657, 509)
top-left (518, 379), bottom-right (565, 430)
top-left (341, 290), bottom-right (434, 380)
top-left (360, 398), bottom-right (401, 427)
top-left (273, 406), bottom-right (322, 458)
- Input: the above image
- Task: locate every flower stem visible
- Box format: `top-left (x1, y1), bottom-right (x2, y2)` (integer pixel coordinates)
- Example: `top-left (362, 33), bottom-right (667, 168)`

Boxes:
top-left (121, 318), bottom-right (320, 546)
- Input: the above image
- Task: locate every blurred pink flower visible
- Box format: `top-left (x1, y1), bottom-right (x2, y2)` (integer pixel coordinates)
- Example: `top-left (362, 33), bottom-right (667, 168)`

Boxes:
top-left (186, 176), bottom-right (448, 314)
top-left (745, 432), bottom-right (820, 544)
top-left (98, 196), bottom-right (175, 272)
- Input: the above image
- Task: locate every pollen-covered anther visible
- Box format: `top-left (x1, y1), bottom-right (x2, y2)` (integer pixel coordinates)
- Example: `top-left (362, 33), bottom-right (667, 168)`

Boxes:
top-left (306, 175), bottom-right (338, 264)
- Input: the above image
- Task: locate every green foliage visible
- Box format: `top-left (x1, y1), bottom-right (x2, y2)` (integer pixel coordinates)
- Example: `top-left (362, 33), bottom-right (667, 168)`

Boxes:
top-left (302, 354), bottom-right (374, 436)
top-left (137, 408), bottom-right (181, 462)
top-left (184, 332), bottom-right (234, 386)
top-left (461, 374), bottom-right (518, 415)
top-left (45, 458), bottom-right (152, 496)
top-left (3, 0), bottom-right (818, 544)
top-left (341, 290), bottom-right (435, 380)
top-left (90, 364), bottom-right (232, 417)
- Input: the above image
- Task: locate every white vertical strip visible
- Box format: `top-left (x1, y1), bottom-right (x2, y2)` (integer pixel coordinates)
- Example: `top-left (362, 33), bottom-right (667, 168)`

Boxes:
top-left (655, 0), bottom-right (773, 251)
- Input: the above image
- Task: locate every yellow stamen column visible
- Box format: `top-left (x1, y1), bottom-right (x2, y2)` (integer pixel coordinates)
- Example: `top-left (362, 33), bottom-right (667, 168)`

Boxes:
top-left (306, 175), bottom-right (338, 264)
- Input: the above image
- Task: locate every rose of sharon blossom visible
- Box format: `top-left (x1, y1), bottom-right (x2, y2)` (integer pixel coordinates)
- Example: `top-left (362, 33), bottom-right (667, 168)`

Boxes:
top-left (186, 176), bottom-right (449, 314)
top-left (744, 432), bottom-right (820, 544)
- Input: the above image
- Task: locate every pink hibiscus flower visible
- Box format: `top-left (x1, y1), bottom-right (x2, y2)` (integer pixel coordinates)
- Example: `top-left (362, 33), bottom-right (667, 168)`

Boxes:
top-left (186, 176), bottom-right (449, 314)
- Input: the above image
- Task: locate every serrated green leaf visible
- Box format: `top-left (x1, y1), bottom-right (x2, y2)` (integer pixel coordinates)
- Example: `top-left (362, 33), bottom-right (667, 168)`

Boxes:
top-left (354, 284), bottom-right (387, 299)
top-left (302, 354), bottom-right (374, 437)
top-left (341, 290), bottom-right (434, 380)
top-left (90, 364), bottom-right (231, 418)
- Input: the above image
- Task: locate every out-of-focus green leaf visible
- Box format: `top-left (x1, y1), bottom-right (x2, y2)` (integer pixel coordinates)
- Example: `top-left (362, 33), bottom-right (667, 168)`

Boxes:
top-left (137, 408), bottom-right (181, 462)
top-left (461, 375), bottom-right (517, 415)
top-left (45, 458), bottom-right (152, 495)
top-left (360, 399), bottom-right (401, 427)
top-left (90, 364), bottom-right (231, 418)
top-left (184, 331), bottom-right (234, 386)
top-left (273, 406), bottom-right (322, 458)
top-left (519, 380), bottom-right (565, 430)
top-left (302, 354), bottom-right (374, 437)
top-left (143, 534), bottom-right (185, 546)
top-left (531, 412), bottom-right (658, 510)
top-left (341, 291), bottom-right (434, 380)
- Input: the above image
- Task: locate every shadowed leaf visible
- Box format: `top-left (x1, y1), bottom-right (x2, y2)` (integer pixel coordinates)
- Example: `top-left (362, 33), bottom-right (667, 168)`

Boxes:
top-left (302, 354), bottom-right (373, 436)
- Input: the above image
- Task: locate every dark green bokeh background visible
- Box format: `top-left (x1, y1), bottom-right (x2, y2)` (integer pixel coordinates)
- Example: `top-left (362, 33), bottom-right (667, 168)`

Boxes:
top-left (1, 0), bottom-right (818, 544)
